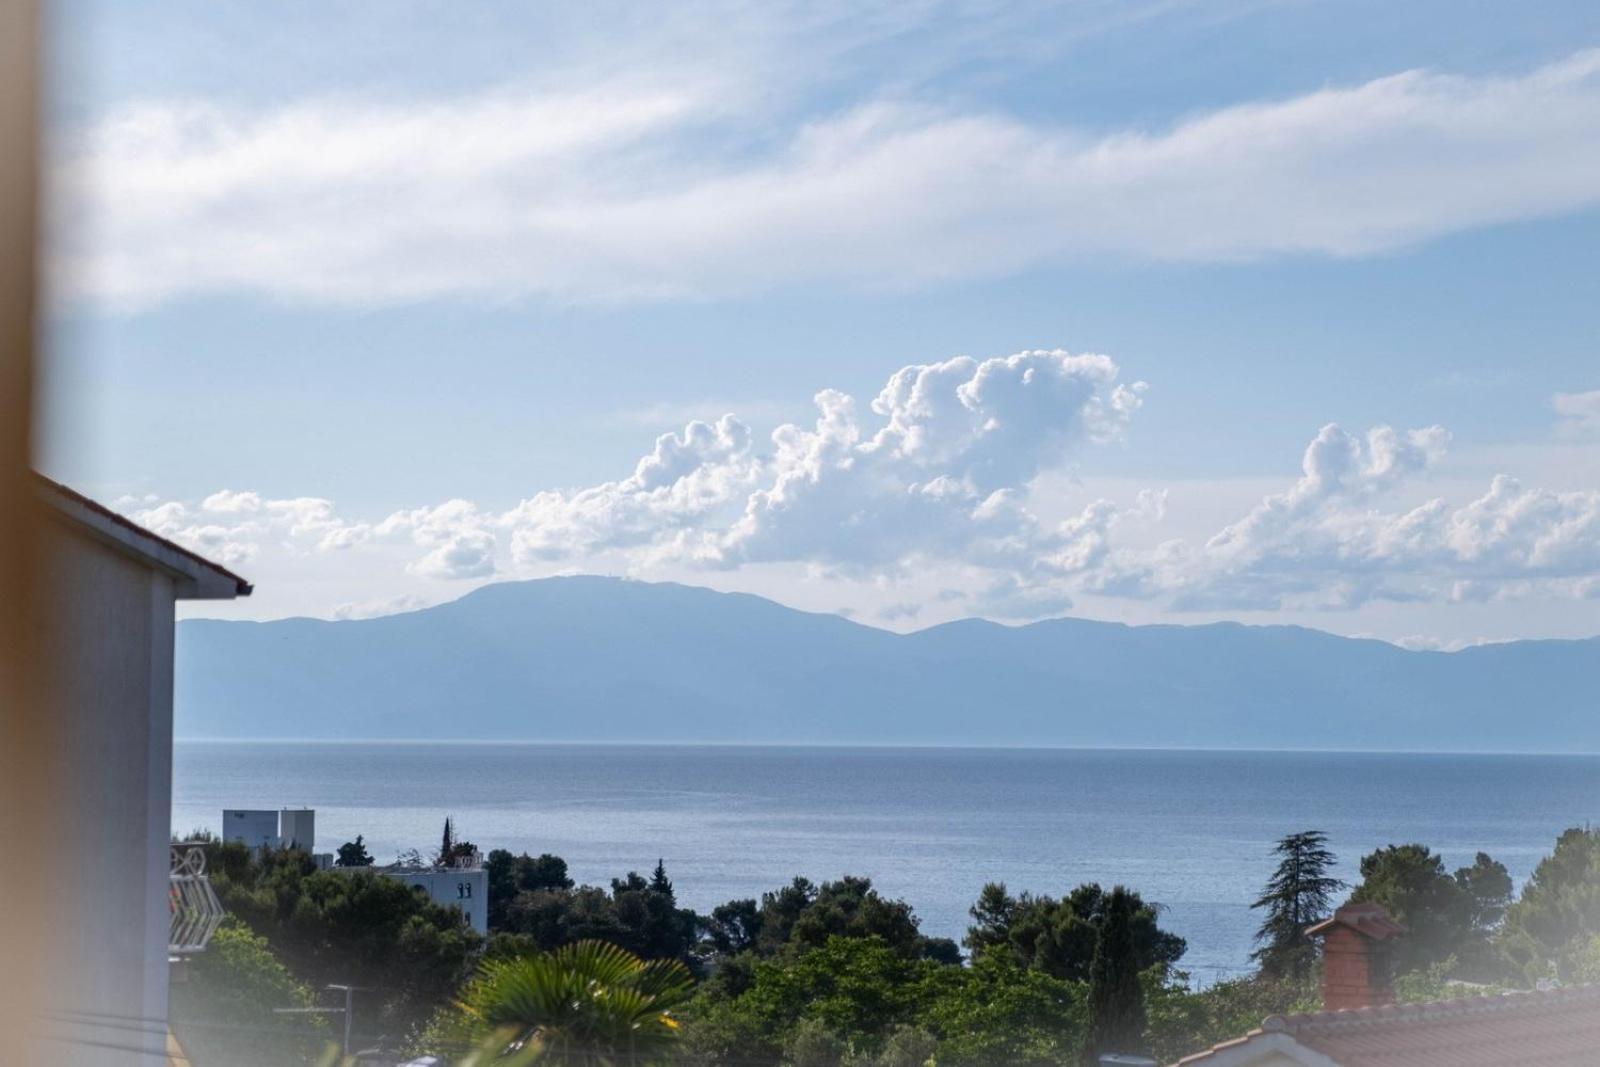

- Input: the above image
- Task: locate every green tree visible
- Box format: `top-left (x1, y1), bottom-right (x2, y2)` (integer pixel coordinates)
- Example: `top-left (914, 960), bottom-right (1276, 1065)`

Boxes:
top-left (168, 919), bottom-right (331, 1067)
top-left (454, 940), bottom-right (693, 1066)
top-left (1250, 831), bottom-right (1344, 981)
top-left (918, 953), bottom-right (1087, 1067)
top-left (1498, 827), bottom-right (1600, 982)
top-left (487, 849), bottom-right (575, 928)
top-left (1144, 972), bottom-right (1317, 1066)
top-left (1086, 886), bottom-right (1148, 1063)
top-left (203, 844), bottom-right (482, 1036)
top-left (701, 875), bottom-right (949, 963)
top-left (705, 898), bottom-right (764, 956)
top-left (438, 816), bottom-right (455, 865)
top-left (335, 834), bottom-right (373, 868)
top-left (965, 882), bottom-right (1185, 982)
top-left (1348, 843), bottom-right (1510, 976)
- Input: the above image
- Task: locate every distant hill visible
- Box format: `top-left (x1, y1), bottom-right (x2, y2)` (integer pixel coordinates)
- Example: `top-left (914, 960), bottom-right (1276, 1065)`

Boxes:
top-left (175, 576), bottom-right (1600, 750)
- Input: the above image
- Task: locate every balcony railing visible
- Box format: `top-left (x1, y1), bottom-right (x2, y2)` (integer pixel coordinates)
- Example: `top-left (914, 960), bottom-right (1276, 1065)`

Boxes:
top-left (169, 843), bottom-right (224, 955)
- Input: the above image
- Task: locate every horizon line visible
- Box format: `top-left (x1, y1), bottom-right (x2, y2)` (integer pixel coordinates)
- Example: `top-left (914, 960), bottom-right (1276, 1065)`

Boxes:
top-left (171, 738), bottom-right (1600, 758)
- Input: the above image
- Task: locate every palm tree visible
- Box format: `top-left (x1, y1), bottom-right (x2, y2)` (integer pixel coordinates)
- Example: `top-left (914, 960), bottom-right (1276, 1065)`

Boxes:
top-left (455, 940), bottom-right (693, 1066)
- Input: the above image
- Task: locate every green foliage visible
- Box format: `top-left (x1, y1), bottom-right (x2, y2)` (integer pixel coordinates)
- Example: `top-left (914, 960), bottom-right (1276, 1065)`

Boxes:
top-left (1347, 843), bottom-right (1511, 977)
top-left (453, 940), bottom-right (693, 1065)
top-left (1251, 831), bottom-right (1344, 981)
top-left (169, 919), bottom-right (333, 1067)
top-left (916, 954), bottom-right (1087, 1067)
top-left (784, 1016), bottom-right (849, 1067)
top-left (335, 835), bottom-right (373, 868)
top-left (439, 817), bottom-right (455, 865)
top-left (700, 875), bottom-right (951, 966)
top-left (1497, 826), bottom-right (1600, 983)
top-left (964, 881), bottom-right (1185, 983)
top-left (682, 937), bottom-right (1085, 1067)
top-left (487, 849), bottom-right (575, 927)
top-left (489, 859), bottom-right (701, 967)
top-left (203, 841), bottom-right (482, 1036)
top-left (1087, 887), bottom-right (1147, 1062)
top-left (1145, 973), bottom-right (1317, 1066)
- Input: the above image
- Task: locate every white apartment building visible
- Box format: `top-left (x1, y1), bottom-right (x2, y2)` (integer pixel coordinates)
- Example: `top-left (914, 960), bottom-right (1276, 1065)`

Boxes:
top-left (379, 857), bottom-right (489, 934)
top-left (222, 806), bottom-right (318, 852)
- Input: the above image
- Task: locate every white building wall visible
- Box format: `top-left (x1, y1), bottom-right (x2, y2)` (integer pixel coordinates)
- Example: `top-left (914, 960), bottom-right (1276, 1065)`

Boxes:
top-left (382, 868), bottom-right (489, 934)
top-left (222, 808), bottom-right (280, 849)
top-left (279, 808), bottom-right (315, 852)
top-left (43, 530), bottom-right (177, 1065)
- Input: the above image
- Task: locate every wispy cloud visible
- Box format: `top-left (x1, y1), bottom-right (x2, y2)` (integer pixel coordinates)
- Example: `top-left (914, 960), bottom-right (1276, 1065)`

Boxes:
top-left (1553, 389), bottom-right (1600, 436)
top-left (54, 49), bottom-right (1600, 308)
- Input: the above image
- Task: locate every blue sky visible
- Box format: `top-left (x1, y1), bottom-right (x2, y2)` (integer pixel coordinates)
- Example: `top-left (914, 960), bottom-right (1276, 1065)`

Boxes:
top-left (39, 1), bottom-right (1600, 644)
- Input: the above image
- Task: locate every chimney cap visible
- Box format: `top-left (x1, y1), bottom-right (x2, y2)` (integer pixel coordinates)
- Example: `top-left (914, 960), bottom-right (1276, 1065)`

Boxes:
top-left (1306, 901), bottom-right (1405, 941)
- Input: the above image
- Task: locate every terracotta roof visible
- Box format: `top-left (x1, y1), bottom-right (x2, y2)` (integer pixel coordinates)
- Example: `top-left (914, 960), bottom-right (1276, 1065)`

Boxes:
top-left (35, 473), bottom-right (253, 597)
top-left (1176, 985), bottom-right (1600, 1066)
top-left (1305, 902), bottom-right (1406, 941)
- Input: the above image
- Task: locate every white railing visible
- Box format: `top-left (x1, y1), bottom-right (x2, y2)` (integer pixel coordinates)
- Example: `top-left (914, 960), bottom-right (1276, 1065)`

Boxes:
top-left (169, 843), bottom-right (224, 955)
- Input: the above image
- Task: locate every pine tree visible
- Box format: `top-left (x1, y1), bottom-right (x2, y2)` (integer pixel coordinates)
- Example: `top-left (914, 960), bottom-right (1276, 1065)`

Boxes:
top-left (1087, 886), bottom-right (1147, 1063)
top-left (650, 858), bottom-right (673, 898)
top-left (1251, 830), bottom-right (1345, 981)
top-left (437, 816), bottom-right (455, 867)
top-left (335, 835), bottom-right (373, 868)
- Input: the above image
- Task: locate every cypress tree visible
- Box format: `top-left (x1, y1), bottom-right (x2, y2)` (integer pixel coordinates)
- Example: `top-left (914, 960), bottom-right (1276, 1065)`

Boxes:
top-left (1251, 830), bottom-right (1345, 982)
top-left (438, 816), bottom-right (455, 866)
top-left (1087, 885), bottom-right (1147, 1063)
top-left (650, 858), bottom-right (674, 898)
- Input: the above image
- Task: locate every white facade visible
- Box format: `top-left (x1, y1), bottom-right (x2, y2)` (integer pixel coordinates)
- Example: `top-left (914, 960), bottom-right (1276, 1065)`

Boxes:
top-left (222, 808), bottom-right (280, 849)
top-left (381, 867), bottom-right (489, 934)
top-left (37, 477), bottom-right (250, 1065)
top-left (279, 807), bottom-right (315, 851)
top-left (222, 806), bottom-right (317, 852)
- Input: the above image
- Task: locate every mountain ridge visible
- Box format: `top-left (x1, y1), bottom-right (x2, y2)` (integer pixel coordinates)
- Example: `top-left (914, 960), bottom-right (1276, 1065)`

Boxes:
top-left (175, 576), bottom-right (1600, 750)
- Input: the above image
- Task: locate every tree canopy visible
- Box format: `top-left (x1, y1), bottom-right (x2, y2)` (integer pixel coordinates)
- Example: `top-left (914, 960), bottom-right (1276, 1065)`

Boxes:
top-left (1087, 886), bottom-right (1148, 1063)
top-left (1498, 827), bottom-right (1600, 982)
top-left (335, 834), bottom-right (373, 868)
top-left (1251, 830), bottom-right (1344, 981)
top-left (1347, 843), bottom-right (1512, 976)
top-left (965, 882), bottom-right (1186, 982)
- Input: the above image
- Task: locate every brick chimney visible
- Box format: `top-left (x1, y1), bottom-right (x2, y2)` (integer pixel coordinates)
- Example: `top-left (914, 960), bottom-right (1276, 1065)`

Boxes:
top-left (1305, 903), bottom-right (1405, 1012)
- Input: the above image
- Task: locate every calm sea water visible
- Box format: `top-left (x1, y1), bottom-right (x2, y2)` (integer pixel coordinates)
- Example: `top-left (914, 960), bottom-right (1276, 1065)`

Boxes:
top-left (172, 744), bottom-right (1600, 981)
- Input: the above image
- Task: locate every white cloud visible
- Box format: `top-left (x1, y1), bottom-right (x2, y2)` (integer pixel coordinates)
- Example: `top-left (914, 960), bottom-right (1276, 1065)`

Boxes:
top-left (124, 354), bottom-right (1600, 625)
top-left (54, 49), bottom-right (1600, 308)
top-left (1143, 425), bottom-right (1600, 611)
top-left (331, 594), bottom-right (431, 621)
top-left (1553, 389), bottom-right (1600, 435)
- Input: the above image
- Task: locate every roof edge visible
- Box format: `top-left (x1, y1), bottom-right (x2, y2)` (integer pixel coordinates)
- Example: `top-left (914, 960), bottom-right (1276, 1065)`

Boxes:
top-left (36, 474), bottom-right (253, 600)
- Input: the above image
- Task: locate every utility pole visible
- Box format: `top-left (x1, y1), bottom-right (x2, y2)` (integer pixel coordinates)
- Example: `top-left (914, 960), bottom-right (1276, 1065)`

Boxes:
top-left (326, 984), bottom-right (369, 1059)
top-left (275, 983), bottom-right (371, 1059)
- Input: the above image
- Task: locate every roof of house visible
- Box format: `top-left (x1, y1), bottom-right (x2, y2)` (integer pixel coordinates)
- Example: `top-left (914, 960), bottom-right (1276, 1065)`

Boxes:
top-left (37, 473), bottom-right (252, 599)
top-left (1174, 984), bottom-right (1600, 1067)
top-left (1304, 902), bottom-right (1405, 941)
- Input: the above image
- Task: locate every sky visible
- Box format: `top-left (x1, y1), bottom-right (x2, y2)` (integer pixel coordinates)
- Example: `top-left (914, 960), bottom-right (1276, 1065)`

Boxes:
top-left (37, 0), bottom-right (1600, 647)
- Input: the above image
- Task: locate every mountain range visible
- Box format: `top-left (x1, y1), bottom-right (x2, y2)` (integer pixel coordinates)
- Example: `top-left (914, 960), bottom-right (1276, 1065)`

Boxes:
top-left (175, 576), bottom-right (1600, 750)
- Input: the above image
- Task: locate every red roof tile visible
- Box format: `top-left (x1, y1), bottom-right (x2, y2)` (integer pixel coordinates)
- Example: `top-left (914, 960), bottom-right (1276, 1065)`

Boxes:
top-left (1305, 902), bottom-right (1406, 941)
top-left (1177, 984), bottom-right (1600, 1066)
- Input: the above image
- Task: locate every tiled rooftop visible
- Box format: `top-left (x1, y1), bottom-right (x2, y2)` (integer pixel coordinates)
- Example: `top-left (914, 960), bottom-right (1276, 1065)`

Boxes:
top-left (1177, 984), bottom-right (1600, 1066)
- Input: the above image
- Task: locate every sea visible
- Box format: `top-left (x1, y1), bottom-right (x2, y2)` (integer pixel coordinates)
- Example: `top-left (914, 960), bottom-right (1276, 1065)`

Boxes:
top-left (172, 743), bottom-right (1600, 983)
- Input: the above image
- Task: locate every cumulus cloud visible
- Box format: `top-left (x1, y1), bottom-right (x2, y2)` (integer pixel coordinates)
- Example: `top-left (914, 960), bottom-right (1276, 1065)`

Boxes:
top-left (1142, 425), bottom-right (1600, 611)
top-left (53, 49), bottom-right (1600, 308)
top-left (121, 353), bottom-right (1600, 623)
